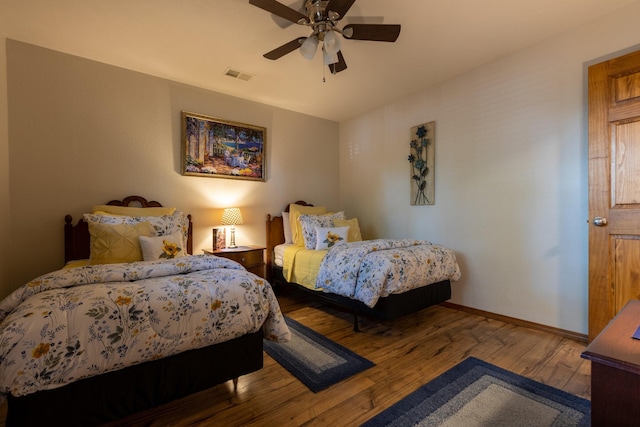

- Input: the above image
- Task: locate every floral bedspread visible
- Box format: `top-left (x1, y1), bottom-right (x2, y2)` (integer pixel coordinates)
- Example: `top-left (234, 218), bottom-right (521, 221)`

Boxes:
top-left (0, 255), bottom-right (290, 402)
top-left (316, 239), bottom-right (461, 308)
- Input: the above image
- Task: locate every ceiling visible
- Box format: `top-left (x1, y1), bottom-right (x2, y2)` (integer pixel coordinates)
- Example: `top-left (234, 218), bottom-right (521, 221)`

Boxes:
top-left (2, 0), bottom-right (636, 122)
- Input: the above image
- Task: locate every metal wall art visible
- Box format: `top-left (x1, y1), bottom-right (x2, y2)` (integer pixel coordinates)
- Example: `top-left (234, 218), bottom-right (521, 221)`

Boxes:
top-left (408, 121), bottom-right (435, 205)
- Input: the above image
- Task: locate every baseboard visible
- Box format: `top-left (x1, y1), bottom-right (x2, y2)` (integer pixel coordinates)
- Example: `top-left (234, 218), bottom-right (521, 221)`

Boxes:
top-left (440, 302), bottom-right (588, 344)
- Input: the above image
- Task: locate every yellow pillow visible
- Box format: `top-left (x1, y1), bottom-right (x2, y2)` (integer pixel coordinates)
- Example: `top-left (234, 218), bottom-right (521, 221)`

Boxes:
top-left (92, 205), bottom-right (176, 217)
top-left (289, 204), bottom-right (327, 247)
top-left (334, 218), bottom-right (363, 242)
top-left (88, 221), bottom-right (156, 264)
top-left (63, 259), bottom-right (89, 269)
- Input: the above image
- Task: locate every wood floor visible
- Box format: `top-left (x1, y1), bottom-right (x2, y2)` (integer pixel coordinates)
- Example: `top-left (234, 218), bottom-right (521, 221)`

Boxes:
top-left (0, 289), bottom-right (591, 426)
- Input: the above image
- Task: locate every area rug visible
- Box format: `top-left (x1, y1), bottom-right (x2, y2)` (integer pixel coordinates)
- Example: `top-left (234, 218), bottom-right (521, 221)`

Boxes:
top-left (263, 316), bottom-right (374, 392)
top-left (362, 357), bottom-right (590, 427)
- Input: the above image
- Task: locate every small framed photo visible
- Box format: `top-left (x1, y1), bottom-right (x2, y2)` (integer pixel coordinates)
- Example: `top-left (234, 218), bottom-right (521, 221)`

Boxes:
top-left (182, 111), bottom-right (266, 181)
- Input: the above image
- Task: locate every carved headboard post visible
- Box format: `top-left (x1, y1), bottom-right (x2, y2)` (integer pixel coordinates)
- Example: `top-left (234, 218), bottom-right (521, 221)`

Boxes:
top-left (265, 214), bottom-right (283, 284)
top-left (265, 201), bottom-right (314, 284)
top-left (64, 215), bottom-right (90, 263)
top-left (186, 214), bottom-right (193, 255)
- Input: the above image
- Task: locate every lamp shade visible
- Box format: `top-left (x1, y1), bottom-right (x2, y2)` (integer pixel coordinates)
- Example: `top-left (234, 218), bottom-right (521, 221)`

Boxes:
top-left (300, 36), bottom-right (319, 60)
top-left (323, 30), bottom-right (341, 55)
top-left (221, 208), bottom-right (244, 226)
top-left (323, 46), bottom-right (338, 65)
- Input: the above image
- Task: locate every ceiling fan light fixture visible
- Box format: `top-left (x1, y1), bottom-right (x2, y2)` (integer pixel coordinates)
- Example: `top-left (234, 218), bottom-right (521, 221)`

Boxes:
top-left (250, 0), bottom-right (400, 76)
top-left (322, 29), bottom-right (341, 55)
top-left (323, 46), bottom-right (339, 66)
top-left (300, 36), bottom-right (319, 60)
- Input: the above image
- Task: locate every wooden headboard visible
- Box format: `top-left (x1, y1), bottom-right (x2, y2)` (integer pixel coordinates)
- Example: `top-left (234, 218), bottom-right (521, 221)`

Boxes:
top-left (265, 200), bottom-right (313, 283)
top-left (64, 195), bottom-right (193, 263)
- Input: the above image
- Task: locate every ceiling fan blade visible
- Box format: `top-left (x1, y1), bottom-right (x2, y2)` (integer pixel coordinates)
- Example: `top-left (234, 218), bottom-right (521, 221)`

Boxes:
top-left (342, 24), bottom-right (401, 42)
top-left (329, 51), bottom-right (348, 74)
top-left (325, 0), bottom-right (356, 20)
top-left (270, 0), bottom-right (306, 28)
top-left (249, 0), bottom-right (308, 24)
top-left (263, 38), bottom-right (306, 60)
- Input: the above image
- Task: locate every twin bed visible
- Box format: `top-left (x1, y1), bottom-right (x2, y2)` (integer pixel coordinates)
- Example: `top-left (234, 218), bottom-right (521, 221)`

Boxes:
top-left (0, 196), bottom-right (290, 426)
top-left (265, 201), bottom-right (461, 331)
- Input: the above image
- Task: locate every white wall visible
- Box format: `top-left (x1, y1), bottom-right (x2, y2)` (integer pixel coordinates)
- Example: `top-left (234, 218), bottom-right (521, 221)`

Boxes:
top-left (339, 1), bottom-right (640, 335)
top-left (1, 40), bottom-right (339, 299)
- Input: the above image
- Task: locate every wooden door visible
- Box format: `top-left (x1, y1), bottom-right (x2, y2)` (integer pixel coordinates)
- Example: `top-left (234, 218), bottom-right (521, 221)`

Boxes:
top-left (589, 49), bottom-right (640, 342)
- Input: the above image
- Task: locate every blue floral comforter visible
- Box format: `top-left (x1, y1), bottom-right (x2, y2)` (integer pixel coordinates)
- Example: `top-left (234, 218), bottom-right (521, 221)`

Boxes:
top-left (0, 255), bottom-right (290, 402)
top-left (316, 239), bottom-right (461, 307)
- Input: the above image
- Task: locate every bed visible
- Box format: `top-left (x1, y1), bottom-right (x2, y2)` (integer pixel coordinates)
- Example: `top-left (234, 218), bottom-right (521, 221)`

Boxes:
top-left (266, 201), bottom-right (461, 331)
top-left (0, 196), bottom-right (290, 426)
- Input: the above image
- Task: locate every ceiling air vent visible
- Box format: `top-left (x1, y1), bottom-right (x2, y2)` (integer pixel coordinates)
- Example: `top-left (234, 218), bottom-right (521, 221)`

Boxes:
top-left (224, 68), bottom-right (254, 81)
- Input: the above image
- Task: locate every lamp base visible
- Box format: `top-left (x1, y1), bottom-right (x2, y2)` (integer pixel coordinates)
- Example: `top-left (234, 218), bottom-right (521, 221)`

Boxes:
top-left (229, 227), bottom-right (237, 249)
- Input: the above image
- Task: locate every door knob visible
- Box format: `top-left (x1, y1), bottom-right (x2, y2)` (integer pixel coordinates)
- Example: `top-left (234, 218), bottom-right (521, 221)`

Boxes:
top-left (593, 217), bottom-right (608, 226)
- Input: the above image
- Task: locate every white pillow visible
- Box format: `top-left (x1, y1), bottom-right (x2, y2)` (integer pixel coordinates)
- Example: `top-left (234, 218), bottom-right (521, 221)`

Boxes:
top-left (282, 212), bottom-right (293, 244)
top-left (299, 211), bottom-right (346, 250)
top-left (139, 231), bottom-right (186, 261)
top-left (314, 226), bottom-right (349, 250)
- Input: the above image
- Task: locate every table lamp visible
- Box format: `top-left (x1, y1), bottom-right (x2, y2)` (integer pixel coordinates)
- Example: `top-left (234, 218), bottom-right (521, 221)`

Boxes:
top-left (221, 207), bottom-right (244, 249)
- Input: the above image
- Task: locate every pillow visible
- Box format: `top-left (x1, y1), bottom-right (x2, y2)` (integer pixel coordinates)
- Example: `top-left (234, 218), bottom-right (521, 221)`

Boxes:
top-left (314, 226), bottom-right (349, 250)
top-left (84, 210), bottom-right (189, 251)
top-left (139, 231), bottom-right (186, 261)
top-left (299, 211), bottom-right (346, 249)
top-left (282, 212), bottom-right (293, 244)
top-left (334, 218), bottom-right (363, 242)
top-left (64, 259), bottom-right (89, 269)
top-left (288, 204), bottom-right (327, 246)
top-left (88, 221), bottom-right (156, 264)
top-left (92, 205), bottom-right (176, 217)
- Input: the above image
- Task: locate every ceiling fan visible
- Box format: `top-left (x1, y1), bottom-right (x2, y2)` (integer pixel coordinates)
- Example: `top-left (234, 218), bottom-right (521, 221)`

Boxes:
top-left (249, 0), bottom-right (401, 75)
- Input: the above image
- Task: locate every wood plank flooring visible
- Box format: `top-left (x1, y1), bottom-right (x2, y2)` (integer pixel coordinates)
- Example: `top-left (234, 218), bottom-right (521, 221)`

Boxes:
top-left (0, 288), bottom-right (591, 426)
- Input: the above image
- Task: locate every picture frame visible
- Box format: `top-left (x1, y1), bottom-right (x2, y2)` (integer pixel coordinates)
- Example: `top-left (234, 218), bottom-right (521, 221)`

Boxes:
top-left (182, 111), bottom-right (266, 181)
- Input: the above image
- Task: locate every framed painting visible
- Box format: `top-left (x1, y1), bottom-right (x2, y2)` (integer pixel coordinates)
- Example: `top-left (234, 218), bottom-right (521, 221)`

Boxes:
top-left (182, 111), bottom-right (266, 181)
top-left (408, 121), bottom-right (435, 205)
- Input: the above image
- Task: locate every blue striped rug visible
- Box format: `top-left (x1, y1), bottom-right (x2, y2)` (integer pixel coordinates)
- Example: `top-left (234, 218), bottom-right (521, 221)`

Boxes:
top-left (362, 357), bottom-right (590, 426)
top-left (263, 316), bottom-right (374, 392)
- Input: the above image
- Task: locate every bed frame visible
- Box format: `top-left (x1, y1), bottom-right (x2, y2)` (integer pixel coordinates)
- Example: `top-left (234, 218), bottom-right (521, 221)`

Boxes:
top-left (6, 196), bottom-right (263, 426)
top-left (265, 201), bottom-right (452, 331)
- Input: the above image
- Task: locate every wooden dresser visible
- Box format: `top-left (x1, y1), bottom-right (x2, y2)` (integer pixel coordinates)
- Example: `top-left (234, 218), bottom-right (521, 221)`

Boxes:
top-left (582, 299), bottom-right (640, 426)
top-left (202, 245), bottom-right (265, 279)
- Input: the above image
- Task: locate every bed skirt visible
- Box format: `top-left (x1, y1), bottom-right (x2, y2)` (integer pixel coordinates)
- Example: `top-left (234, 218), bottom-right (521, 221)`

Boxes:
top-left (271, 266), bottom-right (451, 329)
top-left (6, 330), bottom-right (264, 426)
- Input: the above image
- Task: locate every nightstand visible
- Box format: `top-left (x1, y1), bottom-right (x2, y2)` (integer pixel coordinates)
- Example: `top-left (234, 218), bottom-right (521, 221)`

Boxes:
top-left (202, 245), bottom-right (266, 279)
top-left (582, 300), bottom-right (640, 425)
